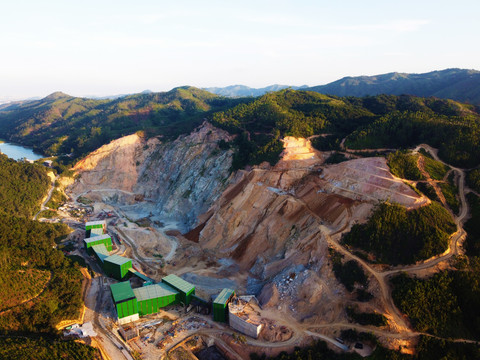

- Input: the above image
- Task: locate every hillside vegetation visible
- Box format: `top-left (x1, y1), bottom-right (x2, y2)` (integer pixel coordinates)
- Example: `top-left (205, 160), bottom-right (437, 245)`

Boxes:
top-left (341, 202), bottom-right (456, 265)
top-left (307, 68), bottom-right (480, 105)
top-left (391, 263), bottom-right (480, 340)
top-left (2, 88), bottom-right (480, 171)
top-left (0, 154), bottom-right (50, 217)
top-left (0, 155), bottom-right (87, 353)
top-left (0, 87), bottom-right (243, 168)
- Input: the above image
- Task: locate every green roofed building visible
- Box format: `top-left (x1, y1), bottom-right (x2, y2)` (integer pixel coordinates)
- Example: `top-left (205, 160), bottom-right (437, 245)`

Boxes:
top-left (133, 283), bottom-right (179, 316)
top-left (128, 268), bottom-right (154, 286)
top-left (213, 288), bottom-right (235, 322)
top-left (110, 281), bottom-right (139, 324)
top-left (91, 244), bottom-right (109, 264)
top-left (162, 274), bottom-right (195, 305)
top-left (104, 255), bottom-right (132, 280)
top-left (90, 227), bottom-right (104, 237)
top-left (84, 234), bottom-right (112, 254)
top-left (85, 220), bottom-right (106, 232)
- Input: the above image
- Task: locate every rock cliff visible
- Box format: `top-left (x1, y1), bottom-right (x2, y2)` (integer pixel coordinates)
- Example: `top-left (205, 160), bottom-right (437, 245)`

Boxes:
top-left (72, 122), bottom-right (233, 231)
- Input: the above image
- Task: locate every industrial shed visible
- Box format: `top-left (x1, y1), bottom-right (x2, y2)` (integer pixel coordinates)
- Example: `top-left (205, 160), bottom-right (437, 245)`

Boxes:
top-left (213, 288), bottom-right (235, 322)
top-left (128, 268), bottom-right (154, 286)
top-left (133, 283), bottom-right (179, 316)
top-left (84, 234), bottom-right (112, 254)
top-left (110, 281), bottom-right (139, 325)
top-left (104, 255), bottom-right (132, 280)
top-left (90, 227), bottom-right (104, 237)
top-left (91, 244), bottom-right (109, 264)
top-left (161, 274), bottom-right (195, 305)
top-left (85, 220), bottom-right (106, 232)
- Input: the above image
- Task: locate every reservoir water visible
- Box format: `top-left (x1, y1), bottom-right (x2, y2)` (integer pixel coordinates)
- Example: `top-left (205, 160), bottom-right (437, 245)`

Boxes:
top-left (0, 141), bottom-right (44, 161)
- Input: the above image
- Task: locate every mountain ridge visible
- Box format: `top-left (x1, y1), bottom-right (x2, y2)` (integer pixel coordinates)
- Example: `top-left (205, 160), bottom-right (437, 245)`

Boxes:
top-left (307, 68), bottom-right (480, 105)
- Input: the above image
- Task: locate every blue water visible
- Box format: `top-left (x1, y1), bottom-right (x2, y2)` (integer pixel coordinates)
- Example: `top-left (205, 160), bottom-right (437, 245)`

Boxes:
top-left (0, 141), bottom-right (44, 161)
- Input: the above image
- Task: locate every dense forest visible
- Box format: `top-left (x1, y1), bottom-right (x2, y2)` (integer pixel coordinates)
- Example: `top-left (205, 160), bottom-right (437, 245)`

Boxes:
top-left (3, 88), bottom-right (479, 172)
top-left (0, 154), bottom-right (50, 217)
top-left (341, 202), bottom-right (456, 265)
top-left (0, 87), bottom-right (245, 169)
top-left (0, 155), bottom-right (94, 356)
top-left (0, 337), bottom-right (101, 360)
top-left (391, 259), bottom-right (480, 341)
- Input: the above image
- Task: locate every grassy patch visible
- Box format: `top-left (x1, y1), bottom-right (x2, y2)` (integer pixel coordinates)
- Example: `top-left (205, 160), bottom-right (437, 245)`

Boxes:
top-left (77, 196), bottom-right (92, 205)
top-left (342, 202), bottom-right (456, 265)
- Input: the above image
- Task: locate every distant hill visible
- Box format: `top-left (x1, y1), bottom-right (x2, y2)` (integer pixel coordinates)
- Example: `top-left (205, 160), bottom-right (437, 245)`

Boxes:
top-left (307, 68), bottom-right (480, 105)
top-left (0, 86), bottom-right (243, 164)
top-left (204, 84), bottom-right (307, 97)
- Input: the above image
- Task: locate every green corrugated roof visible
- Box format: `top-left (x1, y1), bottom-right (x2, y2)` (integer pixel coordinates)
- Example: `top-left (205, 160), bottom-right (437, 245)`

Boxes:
top-left (128, 268), bottom-right (153, 282)
top-left (133, 283), bottom-right (178, 302)
top-left (105, 254), bottom-right (132, 266)
top-left (162, 274), bottom-right (195, 294)
top-left (86, 220), bottom-right (106, 227)
top-left (214, 288), bottom-right (235, 305)
top-left (85, 234), bottom-right (111, 243)
top-left (110, 281), bottom-right (135, 303)
top-left (90, 228), bottom-right (105, 236)
top-left (91, 244), bottom-right (109, 262)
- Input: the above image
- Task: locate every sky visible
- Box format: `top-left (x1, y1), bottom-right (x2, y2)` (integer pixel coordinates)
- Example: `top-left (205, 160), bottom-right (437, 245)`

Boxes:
top-left (1, 0), bottom-right (479, 99)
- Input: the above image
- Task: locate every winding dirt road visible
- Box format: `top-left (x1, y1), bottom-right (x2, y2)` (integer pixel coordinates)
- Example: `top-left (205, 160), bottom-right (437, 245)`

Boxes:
top-left (33, 174), bottom-right (58, 220)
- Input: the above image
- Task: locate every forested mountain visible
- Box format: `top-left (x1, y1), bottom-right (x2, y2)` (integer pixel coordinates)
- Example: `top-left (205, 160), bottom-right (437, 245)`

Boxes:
top-left (0, 86), bottom-right (243, 163)
top-left (204, 84), bottom-right (307, 97)
top-left (0, 154), bottom-right (98, 358)
top-left (2, 87), bottom-right (480, 172)
top-left (211, 90), bottom-right (480, 169)
top-left (308, 68), bottom-right (480, 105)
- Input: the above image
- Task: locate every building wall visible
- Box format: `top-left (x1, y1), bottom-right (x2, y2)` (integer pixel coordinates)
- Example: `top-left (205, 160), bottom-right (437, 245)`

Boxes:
top-left (85, 223), bottom-right (106, 231)
top-left (228, 311), bottom-right (263, 339)
top-left (103, 259), bottom-right (131, 280)
top-left (116, 298), bottom-right (138, 319)
top-left (120, 260), bottom-right (132, 279)
top-left (213, 303), bottom-right (227, 322)
top-left (161, 280), bottom-right (195, 305)
top-left (118, 313), bottom-right (139, 325)
top-left (85, 237), bottom-right (112, 253)
top-left (137, 294), bottom-right (178, 316)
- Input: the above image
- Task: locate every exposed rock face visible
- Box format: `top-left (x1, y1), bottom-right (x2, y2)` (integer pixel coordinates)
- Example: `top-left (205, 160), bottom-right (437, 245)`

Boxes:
top-left (72, 122), bottom-right (233, 231)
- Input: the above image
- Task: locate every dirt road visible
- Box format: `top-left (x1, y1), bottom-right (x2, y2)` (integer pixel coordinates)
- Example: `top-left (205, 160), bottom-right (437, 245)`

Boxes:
top-left (33, 174), bottom-right (58, 220)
